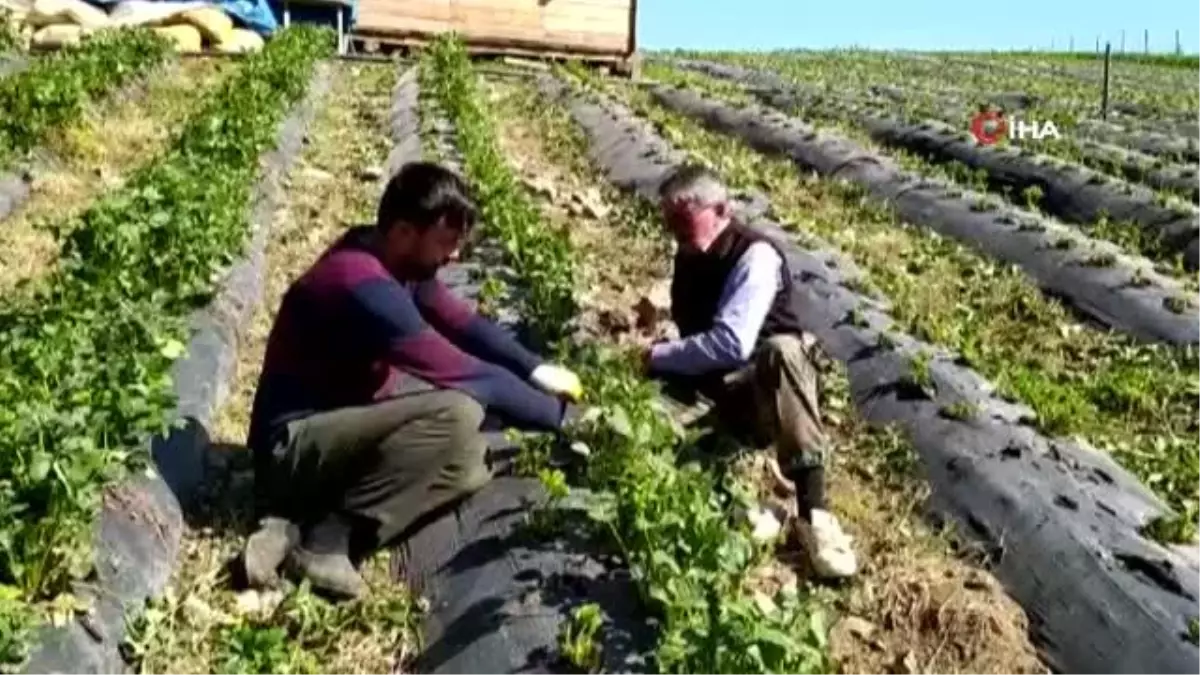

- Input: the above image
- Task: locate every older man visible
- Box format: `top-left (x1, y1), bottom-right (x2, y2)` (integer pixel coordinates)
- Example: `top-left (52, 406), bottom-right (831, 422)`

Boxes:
top-left (243, 162), bottom-right (584, 598)
top-left (641, 163), bottom-right (856, 579)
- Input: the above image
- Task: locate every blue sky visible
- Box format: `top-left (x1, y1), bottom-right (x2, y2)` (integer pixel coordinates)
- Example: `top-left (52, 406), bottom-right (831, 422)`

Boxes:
top-left (638, 0), bottom-right (1200, 53)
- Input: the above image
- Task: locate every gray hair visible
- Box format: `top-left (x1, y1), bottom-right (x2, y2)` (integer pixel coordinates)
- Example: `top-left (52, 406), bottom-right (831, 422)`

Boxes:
top-left (657, 163), bottom-right (727, 206)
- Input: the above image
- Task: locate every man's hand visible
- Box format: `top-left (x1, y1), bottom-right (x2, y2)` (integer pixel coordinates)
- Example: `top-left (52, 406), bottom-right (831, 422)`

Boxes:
top-left (554, 402), bottom-right (598, 460)
top-left (530, 364), bottom-right (584, 402)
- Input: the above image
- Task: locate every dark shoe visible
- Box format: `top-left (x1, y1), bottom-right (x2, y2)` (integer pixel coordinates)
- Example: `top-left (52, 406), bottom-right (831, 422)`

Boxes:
top-left (285, 513), bottom-right (367, 599)
top-left (286, 547), bottom-right (368, 599)
top-left (244, 516), bottom-right (300, 588)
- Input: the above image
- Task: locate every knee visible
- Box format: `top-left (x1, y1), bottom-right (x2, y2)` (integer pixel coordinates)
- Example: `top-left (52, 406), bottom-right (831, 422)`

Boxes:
top-left (443, 431), bottom-right (490, 494)
top-left (434, 390), bottom-right (486, 435)
top-left (434, 391), bottom-right (489, 479)
top-left (757, 333), bottom-right (809, 367)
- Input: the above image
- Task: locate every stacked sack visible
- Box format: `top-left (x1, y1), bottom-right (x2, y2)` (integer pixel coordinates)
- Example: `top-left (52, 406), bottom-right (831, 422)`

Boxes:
top-left (109, 1), bottom-right (264, 53)
top-left (18, 0), bottom-right (115, 48)
top-left (13, 0), bottom-right (263, 52)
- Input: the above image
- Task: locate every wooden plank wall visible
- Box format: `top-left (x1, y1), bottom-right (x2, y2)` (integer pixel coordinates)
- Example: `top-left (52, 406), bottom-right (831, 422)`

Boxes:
top-left (355, 0), bottom-right (634, 57)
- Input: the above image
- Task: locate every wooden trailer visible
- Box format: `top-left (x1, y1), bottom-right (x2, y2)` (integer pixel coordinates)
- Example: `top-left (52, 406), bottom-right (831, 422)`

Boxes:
top-left (350, 0), bottom-right (638, 75)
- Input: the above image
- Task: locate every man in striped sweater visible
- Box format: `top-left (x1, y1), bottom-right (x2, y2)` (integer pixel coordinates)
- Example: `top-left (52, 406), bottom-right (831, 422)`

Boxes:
top-left (242, 162), bottom-right (583, 598)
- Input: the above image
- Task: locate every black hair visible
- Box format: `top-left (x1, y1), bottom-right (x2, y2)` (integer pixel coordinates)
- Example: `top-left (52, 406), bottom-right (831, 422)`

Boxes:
top-left (376, 162), bottom-right (478, 232)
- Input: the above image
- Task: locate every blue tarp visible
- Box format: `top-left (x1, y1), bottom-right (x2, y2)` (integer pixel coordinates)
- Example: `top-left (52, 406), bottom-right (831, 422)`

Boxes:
top-left (211, 0), bottom-right (278, 33)
top-left (90, 0), bottom-right (281, 35)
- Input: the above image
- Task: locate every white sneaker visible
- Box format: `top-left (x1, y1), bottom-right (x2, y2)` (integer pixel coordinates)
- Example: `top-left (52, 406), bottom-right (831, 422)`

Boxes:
top-left (746, 505), bottom-right (783, 542)
top-left (796, 509), bottom-right (857, 579)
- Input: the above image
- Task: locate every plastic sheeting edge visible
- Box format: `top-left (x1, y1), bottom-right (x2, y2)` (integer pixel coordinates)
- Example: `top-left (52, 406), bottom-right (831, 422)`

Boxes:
top-left (384, 64), bottom-right (654, 675)
top-left (17, 63), bottom-right (331, 675)
top-left (646, 83), bottom-right (1198, 347)
top-left (673, 59), bottom-right (1200, 272)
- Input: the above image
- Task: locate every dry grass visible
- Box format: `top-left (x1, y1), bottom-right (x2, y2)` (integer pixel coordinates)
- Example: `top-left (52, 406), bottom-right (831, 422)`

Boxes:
top-left (126, 61), bottom-right (417, 674)
top-left (490, 75), bottom-right (1047, 675)
top-left (210, 61), bottom-right (394, 444)
top-left (0, 57), bottom-right (233, 297)
top-left (757, 415), bottom-right (1045, 675)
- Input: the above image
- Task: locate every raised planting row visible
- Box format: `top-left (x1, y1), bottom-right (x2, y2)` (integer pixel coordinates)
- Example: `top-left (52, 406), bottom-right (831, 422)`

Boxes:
top-left (1063, 140), bottom-right (1198, 202)
top-left (386, 69), bottom-right (655, 672)
top-left (0, 28), bottom-right (172, 171)
top-left (379, 62), bottom-right (542, 675)
top-left (952, 51), bottom-right (1188, 124)
top-left (0, 57), bottom-right (239, 300)
top-left (805, 76), bottom-right (1200, 203)
top-left (650, 60), bottom-right (1200, 278)
top-left (0, 26), bottom-right (333, 673)
top-left (610, 73), bottom-right (1200, 549)
top-left (667, 57), bottom-right (1089, 140)
top-left (642, 80), bottom-right (1198, 347)
top-left (667, 52), bottom-right (1099, 127)
top-left (710, 55), bottom-right (1200, 243)
top-left (0, 28), bottom-right (175, 223)
top-left (916, 57), bottom-right (1200, 158)
top-left (121, 60), bottom-right (425, 675)
top-left (864, 68), bottom-right (1199, 164)
top-left (700, 50), bottom-right (1200, 134)
top-left (540, 70), bottom-right (1200, 675)
top-left (416, 36), bottom-right (835, 674)
top-left (494, 67), bottom-right (1050, 675)
top-left (933, 54), bottom-right (1200, 125)
top-left (840, 75), bottom-right (1200, 205)
top-left (681, 54), bottom-right (1200, 164)
top-left (1078, 117), bottom-right (1200, 163)
top-left (670, 59), bottom-right (1200, 272)
top-left (423, 39), bottom-right (578, 341)
top-left (661, 59), bottom-right (1200, 203)
top-left (679, 61), bottom-right (1200, 266)
top-left (382, 66), bottom-right (421, 175)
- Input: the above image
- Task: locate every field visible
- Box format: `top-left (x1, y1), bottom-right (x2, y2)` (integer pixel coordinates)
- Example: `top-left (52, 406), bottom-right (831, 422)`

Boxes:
top-left (0, 26), bottom-right (1197, 675)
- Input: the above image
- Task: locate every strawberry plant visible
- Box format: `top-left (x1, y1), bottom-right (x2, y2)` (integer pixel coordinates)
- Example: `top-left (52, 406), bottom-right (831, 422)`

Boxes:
top-left (0, 25), bottom-right (332, 671)
top-left (423, 36), bottom-right (579, 343)
top-left (0, 9), bottom-right (17, 52)
top-left (0, 28), bottom-right (173, 169)
top-left (423, 35), bottom-right (832, 674)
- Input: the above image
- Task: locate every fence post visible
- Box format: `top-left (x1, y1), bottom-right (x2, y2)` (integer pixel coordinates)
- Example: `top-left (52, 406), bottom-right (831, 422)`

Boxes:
top-left (1101, 42), bottom-right (1112, 120)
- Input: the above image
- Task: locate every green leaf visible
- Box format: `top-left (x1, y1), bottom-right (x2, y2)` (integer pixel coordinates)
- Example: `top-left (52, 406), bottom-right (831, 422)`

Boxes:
top-left (159, 338), bottom-right (187, 360)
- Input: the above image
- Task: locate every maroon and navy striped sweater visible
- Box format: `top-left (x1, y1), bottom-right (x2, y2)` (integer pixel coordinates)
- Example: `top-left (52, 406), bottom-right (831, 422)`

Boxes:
top-left (247, 226), bottom-right (565, 451)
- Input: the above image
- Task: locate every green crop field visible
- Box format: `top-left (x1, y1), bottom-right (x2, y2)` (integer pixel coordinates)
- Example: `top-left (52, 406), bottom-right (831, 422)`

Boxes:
top-left (0, 26), bottom-right (1196, 675)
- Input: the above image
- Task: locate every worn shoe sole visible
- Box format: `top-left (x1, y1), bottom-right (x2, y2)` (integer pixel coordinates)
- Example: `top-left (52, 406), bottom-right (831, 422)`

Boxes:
top-left (244, 518), bottom-right (300, 588)
top-left (285, 548), bottom-right (368, 600)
